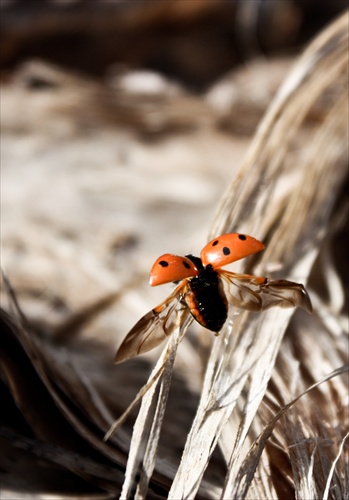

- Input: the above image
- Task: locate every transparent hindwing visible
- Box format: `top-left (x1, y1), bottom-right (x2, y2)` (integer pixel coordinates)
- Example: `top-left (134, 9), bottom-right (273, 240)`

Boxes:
top-left (220, 271), bottom-right (312, 313)
top-left (115, 281), bottom-right (189, 363)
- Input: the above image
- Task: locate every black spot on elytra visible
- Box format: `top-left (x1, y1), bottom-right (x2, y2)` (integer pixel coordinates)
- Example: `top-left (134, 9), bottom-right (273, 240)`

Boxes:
top-left (223, 246), bottom-right (230, 255)
top-left (159, 260), bottom-right (169, 267)
top-left (238, 234), bottom-right (247, 240)
top-left (212, 240), bottom-right (219, 246)
top-left (183, 261), bottom-right (191, 269)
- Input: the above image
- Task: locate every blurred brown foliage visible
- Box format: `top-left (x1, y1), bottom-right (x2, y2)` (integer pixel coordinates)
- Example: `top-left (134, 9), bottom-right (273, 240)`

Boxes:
top-left (1, 3), bottom-right (348, 498)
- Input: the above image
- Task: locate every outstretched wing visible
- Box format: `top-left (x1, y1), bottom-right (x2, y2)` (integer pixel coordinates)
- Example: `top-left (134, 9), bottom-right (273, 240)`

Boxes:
top-left (115, 282), bottom-right (187, 363)
top-left (220, 271), bottom-right (312, 313)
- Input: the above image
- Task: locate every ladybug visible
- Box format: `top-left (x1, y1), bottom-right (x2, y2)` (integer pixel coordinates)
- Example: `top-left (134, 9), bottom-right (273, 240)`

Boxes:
top-left (115, 233), bottom-right (312, 363)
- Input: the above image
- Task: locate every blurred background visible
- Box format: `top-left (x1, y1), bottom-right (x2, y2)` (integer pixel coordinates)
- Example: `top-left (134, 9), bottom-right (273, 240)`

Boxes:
top-left (1, 1), bottom-right (347, 498)
top-left (1, 0), bottom-right (346, 87)
top-left (1, 0), bottom-right (346, 321)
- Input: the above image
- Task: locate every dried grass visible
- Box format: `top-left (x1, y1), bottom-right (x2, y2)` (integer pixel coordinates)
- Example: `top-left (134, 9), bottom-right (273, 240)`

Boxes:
top-left (114, 12), bottom-right (349, 499)
top-left (1, 10), bottom-right (348, 500)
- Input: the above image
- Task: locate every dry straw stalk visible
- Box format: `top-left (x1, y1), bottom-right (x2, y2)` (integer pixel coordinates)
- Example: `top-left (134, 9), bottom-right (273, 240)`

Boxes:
top-left (119, 11), bottom-right (348, 499)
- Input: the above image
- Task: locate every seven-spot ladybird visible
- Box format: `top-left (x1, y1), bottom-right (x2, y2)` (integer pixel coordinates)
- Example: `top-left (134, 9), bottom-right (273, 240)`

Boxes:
top-left (115, 233), bottom-right (312, 363)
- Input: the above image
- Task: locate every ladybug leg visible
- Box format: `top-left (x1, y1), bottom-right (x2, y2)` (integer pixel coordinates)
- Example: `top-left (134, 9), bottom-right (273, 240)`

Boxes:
top-left (152, 280), bottom-right (188, 315)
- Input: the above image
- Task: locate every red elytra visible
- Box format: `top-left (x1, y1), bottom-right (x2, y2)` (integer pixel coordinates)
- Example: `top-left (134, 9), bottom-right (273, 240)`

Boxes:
top-left (149, 233), bottom-right (264, 286)
top-left (149, 254), bottom-right (199, 286)
top-left (115, 232), bottom-right (312, 363)
top-left (200, 233), bottom-right (265, 268)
